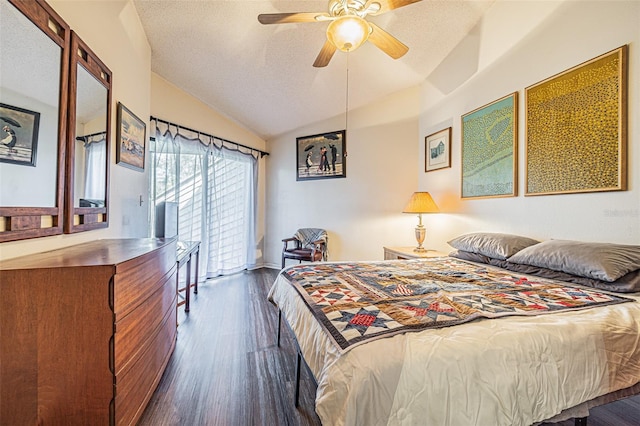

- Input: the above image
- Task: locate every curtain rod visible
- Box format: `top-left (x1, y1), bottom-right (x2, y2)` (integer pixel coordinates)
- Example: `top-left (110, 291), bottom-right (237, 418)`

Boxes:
top-left (75, 130), bottom-right (106, 141)
top-left (150, 116), bottom-right (269, 157)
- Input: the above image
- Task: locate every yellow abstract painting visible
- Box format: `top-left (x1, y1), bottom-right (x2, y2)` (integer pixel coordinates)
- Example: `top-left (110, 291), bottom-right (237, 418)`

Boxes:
top-left (525, 46), bottom-right (627, 195)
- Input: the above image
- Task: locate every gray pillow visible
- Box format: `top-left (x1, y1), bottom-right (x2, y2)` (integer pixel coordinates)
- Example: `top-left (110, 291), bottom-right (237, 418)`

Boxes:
top-left (447, 232), bottom-right (540, 260)
top-left (448, 250), bottom-right (493, 264)
top-left (508, 239), bottom-right (640, 282)
top-left (500, 261), bottom-right (640, 293)
top-left (451, 248), bottom-right (640, 293)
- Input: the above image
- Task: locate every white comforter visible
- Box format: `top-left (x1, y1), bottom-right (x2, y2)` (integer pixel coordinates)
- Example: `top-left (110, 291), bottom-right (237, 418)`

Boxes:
top-left (268, 263), bottom-right (640, 426)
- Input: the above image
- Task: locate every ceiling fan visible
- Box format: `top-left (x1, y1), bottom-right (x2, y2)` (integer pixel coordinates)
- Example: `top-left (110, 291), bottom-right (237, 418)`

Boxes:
top-left (258, 0), bottom-right (422, 67)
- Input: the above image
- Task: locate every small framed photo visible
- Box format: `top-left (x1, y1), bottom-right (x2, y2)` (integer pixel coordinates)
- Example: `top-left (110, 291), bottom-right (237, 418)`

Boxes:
top-left (296, 130), bottom-right (346, 181)
top-left (0, 103), bottom-right (40, 167)
top-left (116, 102), bottom-right (146, 172)
top-left (425, 127), bottom-right (451, 172)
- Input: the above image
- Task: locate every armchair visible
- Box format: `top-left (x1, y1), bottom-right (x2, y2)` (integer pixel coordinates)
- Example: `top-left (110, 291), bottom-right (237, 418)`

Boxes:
top-left (282, 228), bottom-right (328, 269)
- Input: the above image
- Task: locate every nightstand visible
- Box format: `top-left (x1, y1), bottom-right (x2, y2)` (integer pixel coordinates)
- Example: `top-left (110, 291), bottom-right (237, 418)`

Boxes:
top-left (383, 246), bottom-right (447, 260)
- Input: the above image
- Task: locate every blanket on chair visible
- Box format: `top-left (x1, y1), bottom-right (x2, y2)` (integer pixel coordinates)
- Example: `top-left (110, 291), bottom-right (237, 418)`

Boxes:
top-left (294, 228), bottom-right (328, 260)
top-left (281, 257), bottom-right (632, 352)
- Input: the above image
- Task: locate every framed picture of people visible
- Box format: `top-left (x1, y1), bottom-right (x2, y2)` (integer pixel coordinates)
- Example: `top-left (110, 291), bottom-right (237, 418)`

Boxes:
top-left (296, 130), bottom-right (346, 181)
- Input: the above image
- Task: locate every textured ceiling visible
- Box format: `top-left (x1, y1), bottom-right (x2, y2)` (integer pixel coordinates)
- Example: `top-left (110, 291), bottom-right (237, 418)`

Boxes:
top-left (134, 0), bottom-right (495, 140)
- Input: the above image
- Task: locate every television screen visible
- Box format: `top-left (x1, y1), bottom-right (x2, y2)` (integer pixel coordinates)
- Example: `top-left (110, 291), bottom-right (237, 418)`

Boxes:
top-left (155, 201), bottom-right (178, 239)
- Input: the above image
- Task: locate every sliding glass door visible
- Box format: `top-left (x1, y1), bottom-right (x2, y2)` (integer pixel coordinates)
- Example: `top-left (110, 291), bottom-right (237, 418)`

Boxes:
top-left (150, 125), bottom-right (257, 279)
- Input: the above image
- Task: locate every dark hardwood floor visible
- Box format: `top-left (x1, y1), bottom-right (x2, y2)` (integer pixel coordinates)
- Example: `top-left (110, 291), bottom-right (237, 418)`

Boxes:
top-left (138, 268), bottom-right (320, 426)
top-left (138, 268), bottom-right (640, 426)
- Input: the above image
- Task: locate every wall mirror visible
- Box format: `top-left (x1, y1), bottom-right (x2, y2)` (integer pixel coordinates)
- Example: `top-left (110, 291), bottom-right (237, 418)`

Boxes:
top-left (64, 31), bottom-right (112, 233)
top-left (0, 0), bottom-right (70, 242)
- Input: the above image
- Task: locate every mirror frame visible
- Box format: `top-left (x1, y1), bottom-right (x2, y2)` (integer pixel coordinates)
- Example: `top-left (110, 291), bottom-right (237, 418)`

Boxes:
top-left (64, 31), bottom-right (112, 234)
top-left (0, 0), bottom-right (70, 243)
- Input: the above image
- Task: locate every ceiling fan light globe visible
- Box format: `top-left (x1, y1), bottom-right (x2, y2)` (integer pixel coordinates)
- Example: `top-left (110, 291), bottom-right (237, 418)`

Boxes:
top-left (327, 16), bottom-right (370, 52)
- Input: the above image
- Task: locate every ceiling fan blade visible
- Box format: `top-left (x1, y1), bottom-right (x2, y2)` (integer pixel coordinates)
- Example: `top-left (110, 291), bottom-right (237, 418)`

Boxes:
top-left (258, 12), bottom-right (330, 25)
top-left (313, 40), bottom-right (337, 68)
top-left (365, 0), bottom-right (422, 15)
top-left (367, 22), bottom-right (409, 59)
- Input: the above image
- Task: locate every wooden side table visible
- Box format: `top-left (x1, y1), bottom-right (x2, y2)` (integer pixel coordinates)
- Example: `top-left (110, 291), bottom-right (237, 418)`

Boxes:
top-left (383, 246), bottom-right (447, 260)
top-left (176, 241), bottom-right (200, 312)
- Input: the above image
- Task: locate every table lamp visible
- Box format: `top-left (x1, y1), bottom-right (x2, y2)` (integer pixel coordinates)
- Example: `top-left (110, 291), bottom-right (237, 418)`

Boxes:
top-left (402, 192), bottom-right (440, 252)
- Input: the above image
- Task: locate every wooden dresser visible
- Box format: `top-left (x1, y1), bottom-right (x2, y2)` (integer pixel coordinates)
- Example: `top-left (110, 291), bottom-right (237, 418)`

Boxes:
top-left (0, 238), bottom-right (177, 425)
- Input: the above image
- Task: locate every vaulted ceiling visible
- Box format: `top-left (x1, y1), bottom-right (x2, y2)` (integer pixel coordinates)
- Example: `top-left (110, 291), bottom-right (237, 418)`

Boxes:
top-left (134, 0), bottom-right (495, 140)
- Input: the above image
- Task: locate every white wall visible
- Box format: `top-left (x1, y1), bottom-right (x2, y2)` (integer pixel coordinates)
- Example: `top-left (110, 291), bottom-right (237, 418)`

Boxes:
top-left (0, 0), bottom-right (151, 260)
top-left (265, 87), bottom-right (421, 267)
top-left (419, 0), bottom-right (640, 252)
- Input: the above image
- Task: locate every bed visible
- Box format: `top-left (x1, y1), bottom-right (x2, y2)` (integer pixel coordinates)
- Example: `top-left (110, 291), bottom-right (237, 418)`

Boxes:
top-left (268, 234), bottom-right (640, 426)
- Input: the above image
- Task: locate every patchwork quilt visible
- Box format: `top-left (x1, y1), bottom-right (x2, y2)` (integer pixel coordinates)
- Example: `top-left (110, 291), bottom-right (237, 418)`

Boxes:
top-left (281, 257), bottom-right (631, 352)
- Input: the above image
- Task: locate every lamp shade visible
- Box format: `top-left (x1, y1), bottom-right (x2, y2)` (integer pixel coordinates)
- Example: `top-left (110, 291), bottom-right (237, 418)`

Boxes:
top-left (326, 16), bottom-right (370, 52)
top-left (402, 192), bottom-right (440, 214)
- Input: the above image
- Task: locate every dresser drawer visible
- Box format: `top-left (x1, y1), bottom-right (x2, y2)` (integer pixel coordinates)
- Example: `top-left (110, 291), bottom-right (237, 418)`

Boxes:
top-left (113, 268), bottom-right (176, 375)
top-left (113, 241), bottom-right (176, 318)
top-left (114, 306), bottom-right (177, 425)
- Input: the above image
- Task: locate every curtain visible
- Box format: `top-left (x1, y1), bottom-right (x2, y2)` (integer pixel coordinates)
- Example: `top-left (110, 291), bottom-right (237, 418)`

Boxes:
top-left (150, 122), bottom-right (258, 279)
top-left (84, 134), bottom-right (106, 201)
top-left (207, 147), bottom-right (257, 276)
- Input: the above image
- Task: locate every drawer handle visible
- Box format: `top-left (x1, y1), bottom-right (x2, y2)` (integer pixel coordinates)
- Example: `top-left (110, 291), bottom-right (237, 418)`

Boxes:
top-left (108, 276), bottom-right (114, 311)
top-left (109, 335), bottom-right (115, 374)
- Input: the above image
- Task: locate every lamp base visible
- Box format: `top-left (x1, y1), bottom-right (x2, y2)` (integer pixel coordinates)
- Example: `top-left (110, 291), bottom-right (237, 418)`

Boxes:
top-left (413, 223), bottom-right (426, 253)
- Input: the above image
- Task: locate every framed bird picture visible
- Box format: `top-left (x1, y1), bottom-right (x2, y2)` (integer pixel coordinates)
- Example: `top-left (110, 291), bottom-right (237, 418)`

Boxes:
top-left (0, 103), bottom-right (40, 167)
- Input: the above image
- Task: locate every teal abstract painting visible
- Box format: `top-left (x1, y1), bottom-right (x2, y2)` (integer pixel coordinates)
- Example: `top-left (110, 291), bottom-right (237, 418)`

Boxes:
top-left (461, 92), bottom-right (518, 199)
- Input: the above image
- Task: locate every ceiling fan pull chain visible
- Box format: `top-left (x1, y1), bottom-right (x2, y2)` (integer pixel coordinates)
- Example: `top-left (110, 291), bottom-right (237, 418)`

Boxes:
top-left (345, 52), bottom-right (350, 134)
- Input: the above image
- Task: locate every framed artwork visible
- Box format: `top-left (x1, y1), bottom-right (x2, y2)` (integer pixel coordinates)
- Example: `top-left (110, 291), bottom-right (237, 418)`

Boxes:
top-left (296, 130), bottom-right (346, 181)
top-left (525, 46), bottom-right (627, 196)
top-left (425, 127), bottom-right (451, 172)
top-left (461, 92), bottom-right (518, 199)
top-left (0, 103), bottom-right (40, 167)
top-left (116, 102), bottom-right (146, 172)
